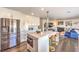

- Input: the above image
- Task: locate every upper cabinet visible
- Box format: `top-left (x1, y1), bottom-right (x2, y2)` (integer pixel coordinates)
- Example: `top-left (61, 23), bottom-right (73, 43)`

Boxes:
top-left (28, 16), bottom-right (40, 26)
top-left (26, 15), bottom-right (40, 26)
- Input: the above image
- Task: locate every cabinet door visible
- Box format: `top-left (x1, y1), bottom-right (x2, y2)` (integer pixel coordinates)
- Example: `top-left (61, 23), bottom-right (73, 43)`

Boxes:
top-left (9, 20), bottom-right (17, 47)
top-left (16, 20), bottom-right (20, 45)
top-left (1, 18), bottom-right (10, 51)
top-left (1, 39), bottom-right (9, 50)
top-left (0, 19), bottom-right (1, 51)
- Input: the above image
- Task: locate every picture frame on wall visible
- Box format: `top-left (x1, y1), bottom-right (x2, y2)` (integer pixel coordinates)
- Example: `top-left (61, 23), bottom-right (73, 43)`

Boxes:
top-left (58, 21), bottom-right (63, 25)
top-left (66, 21), bottom-right (72, 26)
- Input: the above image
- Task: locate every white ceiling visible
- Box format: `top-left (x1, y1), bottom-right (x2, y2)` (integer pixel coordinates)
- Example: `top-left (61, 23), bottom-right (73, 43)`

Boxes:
top-left (5, 7), bottom-right (79, 19)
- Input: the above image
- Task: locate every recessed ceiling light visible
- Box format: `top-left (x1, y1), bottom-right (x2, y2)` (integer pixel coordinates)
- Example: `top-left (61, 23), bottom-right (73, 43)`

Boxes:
top-left (67, 11), bottom-right (71, 13)
top-left (40, 8), bottom-right (45, 11)
top-left (31, 13), bottom-right (34, 15)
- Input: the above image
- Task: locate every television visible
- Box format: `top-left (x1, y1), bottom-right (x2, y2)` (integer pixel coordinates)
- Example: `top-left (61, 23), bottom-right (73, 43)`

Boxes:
top-left (57, 27), bottom-right (64, 32)
top-left (49, 23), bottom-right (53, 27)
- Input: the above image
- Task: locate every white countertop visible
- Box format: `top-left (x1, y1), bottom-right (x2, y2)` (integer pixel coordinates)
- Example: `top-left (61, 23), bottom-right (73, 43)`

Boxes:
top-left (27, 31), bottom-right (58, 39)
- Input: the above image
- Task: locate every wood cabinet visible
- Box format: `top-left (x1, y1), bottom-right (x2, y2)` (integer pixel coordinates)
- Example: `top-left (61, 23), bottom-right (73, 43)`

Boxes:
top-left (0, 18), bottom-right (10, 51)
top-left (0, 18), bottom-right (20, 51)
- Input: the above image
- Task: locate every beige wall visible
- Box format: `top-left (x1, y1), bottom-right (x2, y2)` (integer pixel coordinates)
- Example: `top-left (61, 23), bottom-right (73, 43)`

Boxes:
top-left (50, 19), bottom-right (79, 28)
top-left (0, 7), bottom-right (40, 42)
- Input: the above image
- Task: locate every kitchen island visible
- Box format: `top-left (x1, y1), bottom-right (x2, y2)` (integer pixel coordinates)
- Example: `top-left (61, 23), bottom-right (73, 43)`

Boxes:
top-left (27, 31), bottom-right (59, 52)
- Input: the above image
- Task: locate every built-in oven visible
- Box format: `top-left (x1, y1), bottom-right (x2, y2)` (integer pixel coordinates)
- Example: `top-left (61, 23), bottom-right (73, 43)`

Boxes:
top-left (27, 36), bottom-right (33, 48)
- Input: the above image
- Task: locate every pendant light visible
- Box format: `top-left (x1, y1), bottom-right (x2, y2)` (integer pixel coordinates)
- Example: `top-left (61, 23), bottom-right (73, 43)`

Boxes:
top-left (46, 11), bottom-right (49, 31)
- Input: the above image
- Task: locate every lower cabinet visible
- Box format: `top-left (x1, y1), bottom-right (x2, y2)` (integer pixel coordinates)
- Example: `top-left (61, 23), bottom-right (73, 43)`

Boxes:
top-left (27, 33), bottom-right (49, 52)
top-left (27, 34), bottom-right (38, 52)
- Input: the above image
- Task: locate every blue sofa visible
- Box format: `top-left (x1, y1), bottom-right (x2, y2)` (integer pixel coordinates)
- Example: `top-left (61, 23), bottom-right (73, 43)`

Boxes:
top-left (64, 29), bottom-right (78, 39)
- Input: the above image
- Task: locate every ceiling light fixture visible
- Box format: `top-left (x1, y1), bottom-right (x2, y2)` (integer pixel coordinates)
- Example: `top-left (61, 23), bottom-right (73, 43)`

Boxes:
top-left (67, 11), bottom-right (71, 13)
top-left (31, 13), bottom-right (34, 15)
top-left (40, 8), bottom-right (45, 11)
